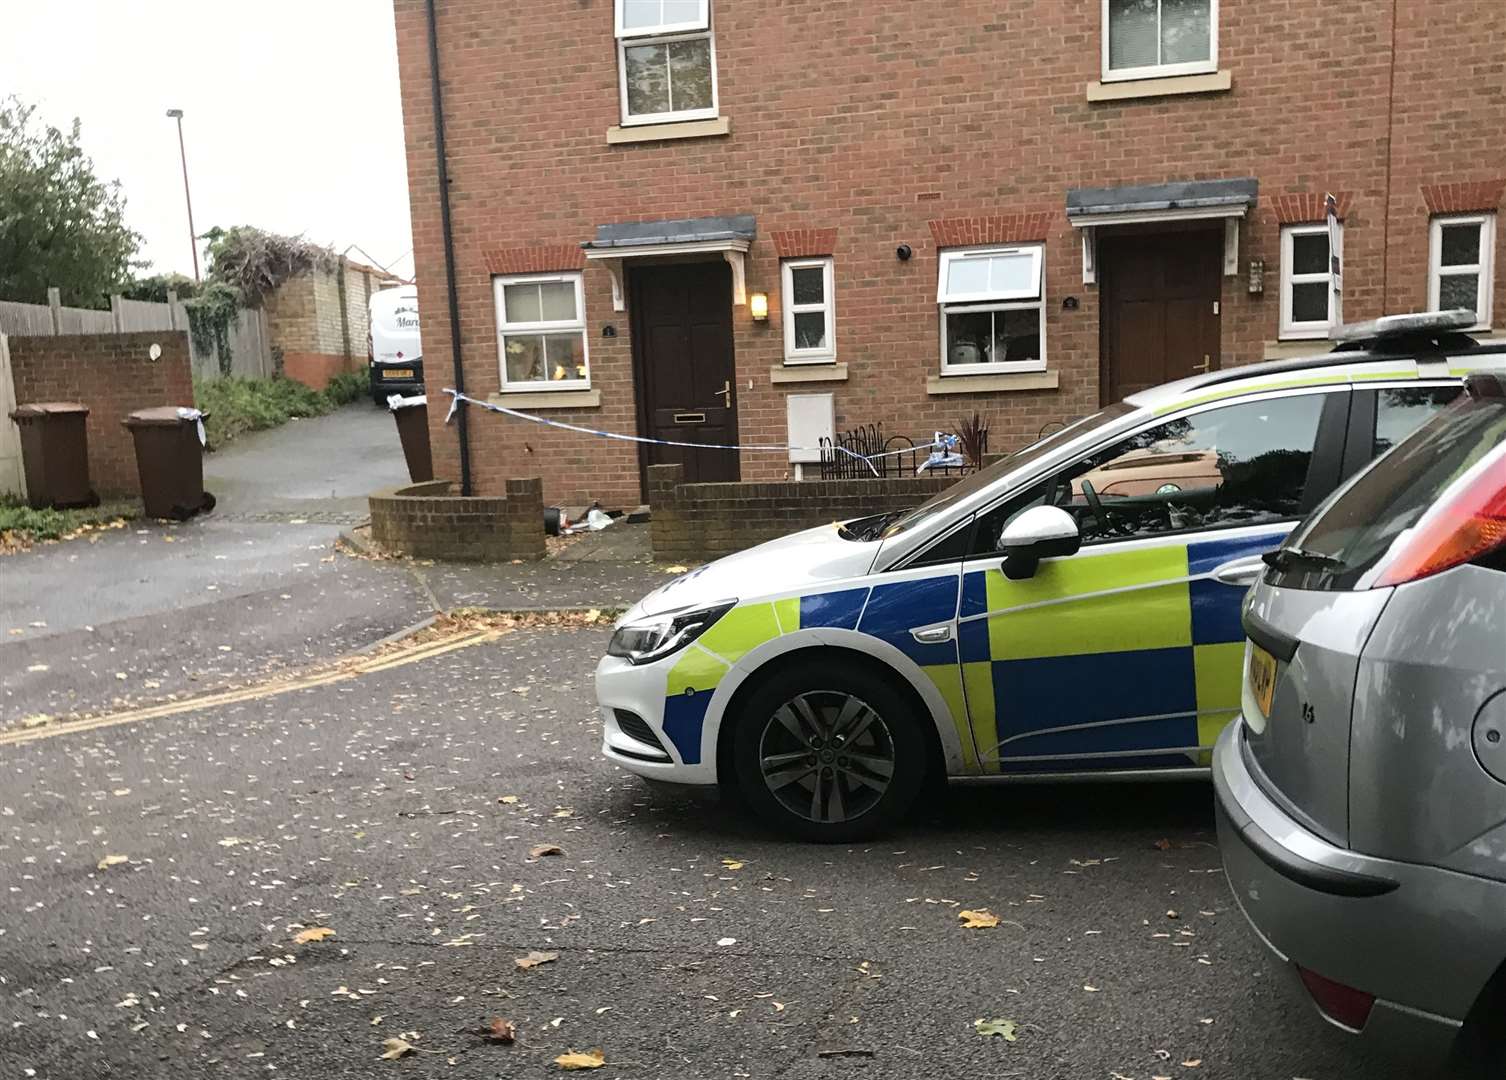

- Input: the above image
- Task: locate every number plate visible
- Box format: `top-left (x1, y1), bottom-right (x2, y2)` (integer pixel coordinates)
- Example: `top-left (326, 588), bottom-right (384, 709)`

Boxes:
top-left (1248, 644), bottom-right (1278, 718)
top-left (382, 368), bottom-right (414, 379)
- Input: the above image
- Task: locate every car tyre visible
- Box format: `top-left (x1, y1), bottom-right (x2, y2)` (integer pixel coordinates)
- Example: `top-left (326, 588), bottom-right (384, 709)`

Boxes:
top-left (731, 661), bottom-right (928, 842)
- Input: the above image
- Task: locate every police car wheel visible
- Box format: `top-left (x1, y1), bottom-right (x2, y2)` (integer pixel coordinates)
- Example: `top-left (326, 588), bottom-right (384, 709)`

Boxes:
top-left (732, 663), bottom-right (927, 842)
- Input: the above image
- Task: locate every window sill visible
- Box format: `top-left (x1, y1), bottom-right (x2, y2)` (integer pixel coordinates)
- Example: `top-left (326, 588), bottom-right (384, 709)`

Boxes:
top-left (606, 116), bottom-right (730, 145)
top-left (1085, 69), bottom-right (1232, 102)
top-left (1262, 340), bottom-right (1332, 361)
top-left (770, 362), bottom-right (847, 384)
top-left (489, 389), bottom-right (601, 409)
top-left (926, 370), bottom-right (1059, 395)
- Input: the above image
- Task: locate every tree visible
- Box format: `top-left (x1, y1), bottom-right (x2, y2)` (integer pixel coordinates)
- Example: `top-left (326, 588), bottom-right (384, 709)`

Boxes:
top-left (0, 97), bottom-right (141, 305)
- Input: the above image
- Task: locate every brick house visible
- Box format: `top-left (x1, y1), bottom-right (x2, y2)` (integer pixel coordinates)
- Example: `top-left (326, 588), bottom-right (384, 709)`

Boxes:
top-left (264, 257), bottom-right (399, 390)
top-left (393, 0), bottom-right (1505, 508)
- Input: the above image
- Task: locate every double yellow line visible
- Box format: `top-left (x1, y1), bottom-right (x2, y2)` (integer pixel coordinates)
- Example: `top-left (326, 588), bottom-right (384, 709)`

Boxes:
top-left (0, 627), bottom-right (502, 748)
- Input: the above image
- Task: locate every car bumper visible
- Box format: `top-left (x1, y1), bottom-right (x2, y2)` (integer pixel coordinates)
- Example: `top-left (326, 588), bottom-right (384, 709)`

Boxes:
top-left (595, 653), bottom-right (719, 786)
top-left (1213, 721), bottom-right (1506, 1066)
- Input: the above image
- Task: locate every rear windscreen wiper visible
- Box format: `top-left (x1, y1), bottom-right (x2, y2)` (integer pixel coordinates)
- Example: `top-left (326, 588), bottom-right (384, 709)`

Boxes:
top-left (1262, 546), bottom-right (1343, 571)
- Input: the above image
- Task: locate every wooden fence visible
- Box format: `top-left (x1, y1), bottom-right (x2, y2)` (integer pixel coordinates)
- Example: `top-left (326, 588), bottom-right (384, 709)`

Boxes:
top-left (0, 287), bottom-right (273, 380)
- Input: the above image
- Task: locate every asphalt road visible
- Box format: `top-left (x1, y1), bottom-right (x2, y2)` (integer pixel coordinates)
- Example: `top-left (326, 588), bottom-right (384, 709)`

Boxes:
top-left (0, 624), bottom-right (1420, 1080)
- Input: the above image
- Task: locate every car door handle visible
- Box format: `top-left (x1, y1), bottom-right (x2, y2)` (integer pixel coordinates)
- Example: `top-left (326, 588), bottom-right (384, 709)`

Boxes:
top-left (1210, 555), bottom-right (1266, 587)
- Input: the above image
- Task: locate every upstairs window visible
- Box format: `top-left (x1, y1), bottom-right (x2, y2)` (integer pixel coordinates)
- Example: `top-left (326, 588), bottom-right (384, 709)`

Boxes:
top-left (781, 258), bottom-right (835, 364)
top-left (1279, 223), bottom-right (1341, 340)
top-left (494, 273), bottom-right (589, 390)
top-left (1103, 0), bottom-right (1217, 82)
top-left (615, 0), bottom-right (717, 126)
top-left (937, 246), bottom-right (1046, 375)
top-left (1429, 214), bottom-right (1495, 330)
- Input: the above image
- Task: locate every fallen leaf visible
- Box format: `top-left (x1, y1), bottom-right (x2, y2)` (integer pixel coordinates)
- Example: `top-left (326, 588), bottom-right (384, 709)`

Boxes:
top-left (1083, 984), bottom-right (1100, 992)
top-left (1153, 838), bottom-right (1172, 850)
top-left (959, 909), bottom-right (1000, 929)
top-left (97, 855), bottom-right (128, 871)
top-left (293, 927), bottom-right (335, 945)
top-left (480, 1017), bottom-right (516, 1044)
top-left (380, 1037), bottom-right (416, 1060)
top-left (515, 950), bottom-right (559, 970)
top-left (1181, 1060), bottom-right (1202, 1068)
top-left (529, 844), bottom-right (564, 858)
top-left (498, 796), bottom-right (520, 805)
top-left (552, 809), bottom-right (574, 819)
top-left (721, 858), bottom-right (745, 871)
top-left (554, 1049), bottom-right (605, 1070)
top-left (974, 1018), bottom-right (1018, 1040)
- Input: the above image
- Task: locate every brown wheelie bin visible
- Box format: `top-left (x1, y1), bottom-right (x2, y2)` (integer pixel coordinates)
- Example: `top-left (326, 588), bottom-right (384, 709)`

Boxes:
top-left (122, 407), bottom-right (216, 520)
top-left (8, 401), bottom-right (97, 509)
top-left (390, 396), bottom-right (434, 482)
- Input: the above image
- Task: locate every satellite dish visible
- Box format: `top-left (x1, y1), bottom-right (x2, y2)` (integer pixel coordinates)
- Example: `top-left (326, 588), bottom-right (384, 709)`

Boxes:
top-left (148, 343), bottom-right (162, 361)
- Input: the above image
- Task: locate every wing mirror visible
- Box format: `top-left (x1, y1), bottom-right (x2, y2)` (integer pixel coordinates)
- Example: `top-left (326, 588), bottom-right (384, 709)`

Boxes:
top-left (1000, 505), bottom-right (1081, 580)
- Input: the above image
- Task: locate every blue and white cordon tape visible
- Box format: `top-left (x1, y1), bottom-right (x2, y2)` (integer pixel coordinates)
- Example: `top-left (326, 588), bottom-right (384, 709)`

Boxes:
top-left (440, 388), bottom-right (962, 476)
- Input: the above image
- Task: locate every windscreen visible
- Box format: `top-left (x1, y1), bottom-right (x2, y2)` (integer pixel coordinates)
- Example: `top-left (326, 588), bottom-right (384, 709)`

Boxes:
top-left (878, 403), bottom-right (1137, 540)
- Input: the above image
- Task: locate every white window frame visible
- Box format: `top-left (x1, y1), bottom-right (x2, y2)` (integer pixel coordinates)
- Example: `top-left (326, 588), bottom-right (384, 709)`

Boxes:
top-left (615, 0), bottom-right (718, 126)
top-left (1101, 0), bottom-right (1219, 83)
top-left (937, 245), bottom-right (1047, 376)
top-left (781, 257), bottom-right (836, 364)
top-left (1429, 213), bottom-right (1495, 330)
top-left (493, 272), bottom-right (590, 392)
top-left (1279, 223), bottom-right (1341, 340)
top-left (614, 0), bottom-right (708, 38)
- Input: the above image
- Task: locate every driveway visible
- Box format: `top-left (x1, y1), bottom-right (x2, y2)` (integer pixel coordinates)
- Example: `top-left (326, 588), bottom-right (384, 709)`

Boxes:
top-left (0, 405), bottom-right (426, 723)
top-left (203, 402), bottom-right (409, 522)
top-left (0, 623), bottom-right (1407, 1080)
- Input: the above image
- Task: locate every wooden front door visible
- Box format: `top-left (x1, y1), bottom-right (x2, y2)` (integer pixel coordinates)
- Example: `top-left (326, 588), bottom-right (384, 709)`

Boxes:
top-left (630, 262), bottom-right (740, 489)
top-left (1100, 230), bottom-right (1222, 402)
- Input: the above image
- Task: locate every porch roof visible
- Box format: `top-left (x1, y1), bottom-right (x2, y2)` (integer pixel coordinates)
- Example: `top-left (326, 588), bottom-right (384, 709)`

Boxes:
top-left (582, 215), bottom-right (757, 250)
top-left (1065, 178), bottom-right (1259, 224)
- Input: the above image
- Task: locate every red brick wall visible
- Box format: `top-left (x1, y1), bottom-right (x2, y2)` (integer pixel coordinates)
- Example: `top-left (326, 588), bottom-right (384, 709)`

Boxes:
top-left (393, 0), bottom-right (1506, 507)
top-left (8, 332), bottom-right (195, 497)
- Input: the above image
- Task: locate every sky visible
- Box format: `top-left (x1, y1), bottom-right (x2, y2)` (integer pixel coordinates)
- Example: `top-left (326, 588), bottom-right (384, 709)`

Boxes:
top-left (1, 1), bottom-right (415, 281)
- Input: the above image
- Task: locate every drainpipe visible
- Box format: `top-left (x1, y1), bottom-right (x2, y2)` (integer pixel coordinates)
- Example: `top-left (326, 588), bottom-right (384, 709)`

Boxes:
top-left (425, 0), bottom-right (472, 495)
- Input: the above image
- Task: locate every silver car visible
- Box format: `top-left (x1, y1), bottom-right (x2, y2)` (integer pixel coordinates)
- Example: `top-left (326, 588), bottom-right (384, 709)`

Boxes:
top-left (1214, 371), bottom-right (1506, 1075)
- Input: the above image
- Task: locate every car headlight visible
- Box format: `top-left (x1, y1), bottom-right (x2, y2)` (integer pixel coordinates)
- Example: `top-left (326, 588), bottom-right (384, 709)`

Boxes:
top-left (606, 601), bottom-right (736, 665)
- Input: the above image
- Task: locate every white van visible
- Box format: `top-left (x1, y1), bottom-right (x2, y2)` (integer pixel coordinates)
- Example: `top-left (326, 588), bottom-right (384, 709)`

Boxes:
top-left (368, 285), bottom-right (422, 405)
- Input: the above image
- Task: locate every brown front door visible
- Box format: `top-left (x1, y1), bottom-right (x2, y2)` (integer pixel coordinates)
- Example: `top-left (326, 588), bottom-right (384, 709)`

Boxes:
top-left (1100, 230), bottom-right (1222, 402)
top-left (630, 262), bottom-right (740, 490)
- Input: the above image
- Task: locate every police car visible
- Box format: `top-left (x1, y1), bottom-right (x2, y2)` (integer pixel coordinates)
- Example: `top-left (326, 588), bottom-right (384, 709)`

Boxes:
top-left (596, 311), bottom-right (1506, 841)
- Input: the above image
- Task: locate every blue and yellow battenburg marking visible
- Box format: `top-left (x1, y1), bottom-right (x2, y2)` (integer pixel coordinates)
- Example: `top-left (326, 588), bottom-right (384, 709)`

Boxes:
top-left (959, 531), bottom-right (1283, 772)
top-left (656, 530), bottom-right (1284, 772)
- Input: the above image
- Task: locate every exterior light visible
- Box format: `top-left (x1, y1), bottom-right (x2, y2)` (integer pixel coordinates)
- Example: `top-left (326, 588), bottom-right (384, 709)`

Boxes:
top-left (749, 292), bottom-right (769, 321)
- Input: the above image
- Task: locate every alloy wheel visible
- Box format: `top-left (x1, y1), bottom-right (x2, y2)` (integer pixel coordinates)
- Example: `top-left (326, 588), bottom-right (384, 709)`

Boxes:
top-left (757, 690), bottom-right (895, 824)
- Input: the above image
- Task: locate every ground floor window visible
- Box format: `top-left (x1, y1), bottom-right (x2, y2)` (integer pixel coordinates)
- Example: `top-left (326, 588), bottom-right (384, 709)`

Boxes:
top-left (781, 257), bottom-right (835, 363)
top-left (1279, 223), bottom-right (1341, 340)
top-left (1429, 213), bottom-right (1495, 329)
top-left (493, 272), bottom-right (590, 390)
top-left (936, 245), bottom-right (1046, 375)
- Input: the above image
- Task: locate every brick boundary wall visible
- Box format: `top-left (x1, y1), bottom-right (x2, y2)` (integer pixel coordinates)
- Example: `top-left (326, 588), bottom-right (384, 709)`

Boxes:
top-left (7, 331), bottom-right (194, 497)
top-left (647, 463), bottom-right (955, 564)
top-left (369, 477), bottom-right (546, 562)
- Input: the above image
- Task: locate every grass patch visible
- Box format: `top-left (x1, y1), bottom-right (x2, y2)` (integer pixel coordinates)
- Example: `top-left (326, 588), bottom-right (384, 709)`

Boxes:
top-left (195, 369), bottom-right (371, 447)
top-left (0, 495), bottom-right (140, 552)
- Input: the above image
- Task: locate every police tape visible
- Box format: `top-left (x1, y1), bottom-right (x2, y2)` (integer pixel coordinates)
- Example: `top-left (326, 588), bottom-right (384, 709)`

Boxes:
top-left (440, 388), bottom-right (961, 475)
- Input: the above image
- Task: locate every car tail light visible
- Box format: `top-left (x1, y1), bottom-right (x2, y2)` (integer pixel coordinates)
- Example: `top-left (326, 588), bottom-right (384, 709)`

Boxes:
top-left (1297, 966), bottom-right (1376, 1030)
top-left (1374, 459), bottom-right (1506, 586)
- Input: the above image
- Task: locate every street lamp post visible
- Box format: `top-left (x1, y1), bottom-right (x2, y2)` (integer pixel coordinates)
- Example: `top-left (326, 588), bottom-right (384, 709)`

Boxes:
top-left (165, 109), bottom-right (200, 282)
